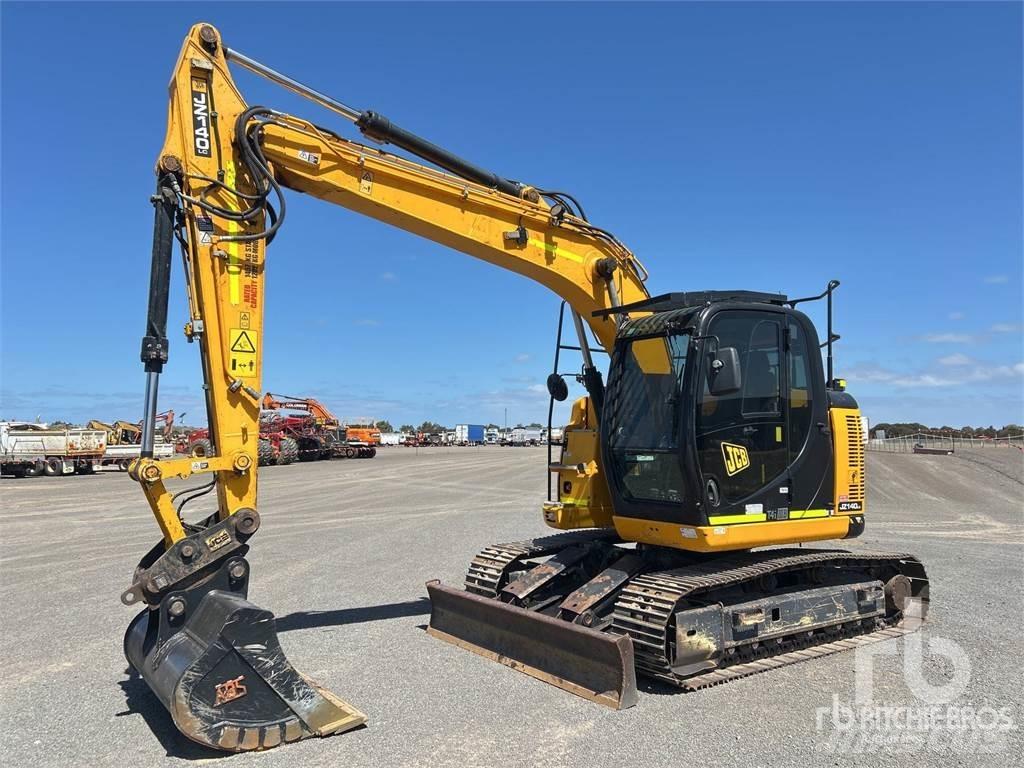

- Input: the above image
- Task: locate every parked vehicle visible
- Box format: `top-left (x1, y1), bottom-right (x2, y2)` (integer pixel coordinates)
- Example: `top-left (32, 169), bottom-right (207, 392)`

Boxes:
top-left (379, 432), bottom-right (404, 446)
top-left (102, 438), bottom-right (175, 470)
top-left (416, 432), bottom-right (443, 446)
top-left (262, 394), bottom-right (377, 459)
top-left (511, 427), bottom-right (542, 446)
top-left (455, 424), bottom-right (485, 445)
top-left (1, 422), bottom-right (106, 477)
top-left (484, 428), bottom-right (499, 445)
top-left (540, 427), bottom-right (564, 445)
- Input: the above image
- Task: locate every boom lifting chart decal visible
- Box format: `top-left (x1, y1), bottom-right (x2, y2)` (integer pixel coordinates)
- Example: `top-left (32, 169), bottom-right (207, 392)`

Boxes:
top-left (228, 328), bottom-right (258, 377)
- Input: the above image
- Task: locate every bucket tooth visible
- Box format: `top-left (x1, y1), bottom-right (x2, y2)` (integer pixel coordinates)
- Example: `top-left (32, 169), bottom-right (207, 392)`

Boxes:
top-left (125, 589), bottom-right (365, 751)
top-left (426, 580), bottom-right (638, 709)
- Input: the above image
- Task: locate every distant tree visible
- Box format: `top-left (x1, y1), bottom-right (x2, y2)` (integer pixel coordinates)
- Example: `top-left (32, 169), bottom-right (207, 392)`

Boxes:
top-left (375, 420), bottom-right (395, 433)
top-left (399, 424), bottom-right (415, 433)
top-left (418, 421), bottom-right (446, 433)
top-left (486, 423), bottom-right (500, 430)
top-left (527, 422), bottom-right (543, 428)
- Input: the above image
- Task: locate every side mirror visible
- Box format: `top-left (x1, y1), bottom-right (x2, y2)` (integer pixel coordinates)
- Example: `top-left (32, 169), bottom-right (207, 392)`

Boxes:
top-left (708, 347), bottom-right (742, 396)
top-left (546, 373), bottom-right (569, 402)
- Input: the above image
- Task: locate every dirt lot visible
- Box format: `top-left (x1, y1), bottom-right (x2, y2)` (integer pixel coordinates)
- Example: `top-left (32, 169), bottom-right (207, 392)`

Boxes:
top-left (1, 446), bottom-right (1021, 766)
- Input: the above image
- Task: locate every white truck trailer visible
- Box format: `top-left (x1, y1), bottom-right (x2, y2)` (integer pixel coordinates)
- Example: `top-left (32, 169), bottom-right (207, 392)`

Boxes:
top-left (511, 427), bottom-right (542, 446)
top-left (540, 427), bottom-right (564, 445)
top-left (378, 432), bottom-right (404, 446)
top-left (100, 438), bottom-right (175, 470)
top-left (0, 422), bottom-right (107, 477)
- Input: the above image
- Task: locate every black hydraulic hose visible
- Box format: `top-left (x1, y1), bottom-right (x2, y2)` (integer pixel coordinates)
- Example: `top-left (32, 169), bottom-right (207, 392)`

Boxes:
top-left (539, 189), bottom-right (588, 221)
top-left (355, 111), bottom-right (523, 198)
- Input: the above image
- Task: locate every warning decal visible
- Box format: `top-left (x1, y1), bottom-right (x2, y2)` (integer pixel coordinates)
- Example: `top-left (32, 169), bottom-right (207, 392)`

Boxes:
top-left (228, 328), bottom-right (258, 377)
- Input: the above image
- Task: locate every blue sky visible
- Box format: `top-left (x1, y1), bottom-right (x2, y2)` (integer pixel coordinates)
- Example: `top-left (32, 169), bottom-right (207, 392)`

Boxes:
top-left (1, 2), bottom-right (1021, 429)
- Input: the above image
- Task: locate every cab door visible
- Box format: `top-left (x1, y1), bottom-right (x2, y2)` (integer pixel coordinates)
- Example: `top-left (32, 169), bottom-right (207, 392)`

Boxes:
top-left (695, 311), bottom-right (788, 515)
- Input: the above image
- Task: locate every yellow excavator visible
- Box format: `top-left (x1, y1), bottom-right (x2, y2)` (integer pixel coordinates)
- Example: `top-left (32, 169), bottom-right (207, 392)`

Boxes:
top-left (126, 23), bottom-right (929, 753)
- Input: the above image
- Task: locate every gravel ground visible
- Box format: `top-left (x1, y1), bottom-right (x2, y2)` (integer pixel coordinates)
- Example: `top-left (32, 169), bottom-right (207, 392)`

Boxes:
top-left (1, 446), bottom-right (1021, 767)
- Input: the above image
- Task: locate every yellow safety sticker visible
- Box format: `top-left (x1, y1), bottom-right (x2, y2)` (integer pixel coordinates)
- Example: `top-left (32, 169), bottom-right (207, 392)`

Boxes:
top-left (776, 426), bottom-right (783, 442)
top-left (709, 513), bottom-right (767, 525)
top-left (224, 165), bottom-right (242, 305)
top-left (228, 328), bottom-right (258, 377)
top-left (528, 238), bottom-right (585, 264)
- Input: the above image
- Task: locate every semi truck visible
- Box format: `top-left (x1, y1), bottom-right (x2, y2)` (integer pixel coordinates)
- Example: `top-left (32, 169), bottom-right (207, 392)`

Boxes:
top-left (0, 422), bottom-right (107, 477)
top-left (455, 424), bottom-right (485, 445)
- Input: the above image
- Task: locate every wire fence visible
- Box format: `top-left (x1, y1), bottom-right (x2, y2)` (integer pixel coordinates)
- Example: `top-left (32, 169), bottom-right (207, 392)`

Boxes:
top-left (866, 432), bottom-right (1024, 454)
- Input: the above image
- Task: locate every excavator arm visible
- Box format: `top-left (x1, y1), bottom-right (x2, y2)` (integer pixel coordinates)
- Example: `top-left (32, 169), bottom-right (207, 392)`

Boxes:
top-left (125, 22), bottom-right (649, 752)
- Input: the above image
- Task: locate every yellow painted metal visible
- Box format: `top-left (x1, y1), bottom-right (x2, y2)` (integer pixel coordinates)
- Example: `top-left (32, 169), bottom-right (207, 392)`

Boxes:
top-left (139, 25), bottom-right (271, 541)
top-left (831, 406), bottom-right (866, 515)
top-left (143, 23), bottom-right (649, 545)
top-left (543, 397), bottom-right (615, 530)
top-left (612, 514), bottom-right (851, 553)
top-left (256, 114), bottom-right (649, 352)
top-left (140, 477), bottom-right (186, 543)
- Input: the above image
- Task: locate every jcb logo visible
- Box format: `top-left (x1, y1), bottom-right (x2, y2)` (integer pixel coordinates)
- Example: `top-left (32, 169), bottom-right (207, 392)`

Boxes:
top-left (721, 442), bottom-right (750, 476)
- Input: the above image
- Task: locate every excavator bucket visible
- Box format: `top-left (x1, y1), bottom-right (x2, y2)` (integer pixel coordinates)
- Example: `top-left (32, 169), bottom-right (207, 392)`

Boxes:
top-left (125, 589), bottom-right (365, 751)
top-left (426, 581), bottom-right (638, 709)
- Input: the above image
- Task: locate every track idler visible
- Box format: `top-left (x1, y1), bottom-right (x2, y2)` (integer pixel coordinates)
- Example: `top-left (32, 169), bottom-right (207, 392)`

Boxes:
top-left (123, 515), bottom-right (364, 751)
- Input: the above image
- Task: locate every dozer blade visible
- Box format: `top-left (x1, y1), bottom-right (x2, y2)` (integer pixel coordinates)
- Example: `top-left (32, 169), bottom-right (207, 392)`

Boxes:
top-left (125, 589), bottom-right (365, 751)
top-left (426, 580), bottom-right (638, 710)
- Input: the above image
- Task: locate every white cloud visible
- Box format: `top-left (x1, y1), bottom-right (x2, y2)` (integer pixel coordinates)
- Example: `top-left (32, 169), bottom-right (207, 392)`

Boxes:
top-left (890, 374), bottom-right (958, 388)
top-left (514, 353), bottom-right (530, 363)
top-left (845, 365), bottom-right (897, 383)
top-left (983, 275), bottom-right (1009, 284)
top-left (846, 360), bottom-right (1023, 390)
top-left (528, 384), bottom-right (546, 393)
top-left (937, 353), bottom-right (972, 366)
top-left (948, 311), bottom-right (965, 321)
top-left (965, 363), bottom-right (1024, 383)
top-left (922, 333), bottom-right (974, 344)
top-left (379, 272), bottom-right (398, 282)
top-left (991, 323), bottom-right (1022, 333)
top-left (353, 318), bottom-right (380, 327)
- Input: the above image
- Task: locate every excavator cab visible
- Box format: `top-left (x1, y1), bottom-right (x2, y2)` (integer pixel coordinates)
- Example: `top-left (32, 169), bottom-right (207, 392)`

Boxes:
top-left (602, 292), bottom-right (835, 532)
